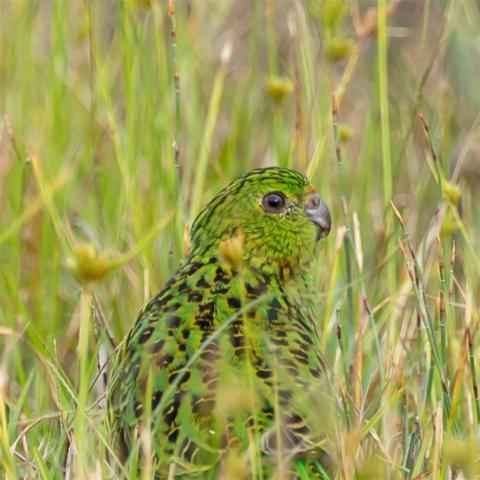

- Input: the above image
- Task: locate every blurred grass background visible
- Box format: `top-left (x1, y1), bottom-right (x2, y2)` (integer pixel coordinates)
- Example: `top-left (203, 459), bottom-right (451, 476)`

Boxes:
top-left (1, 0), bottom-right (480, 478)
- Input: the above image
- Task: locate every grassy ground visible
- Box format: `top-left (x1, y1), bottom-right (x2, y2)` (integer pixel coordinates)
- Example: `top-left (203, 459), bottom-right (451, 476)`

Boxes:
top-left (1, 0), bottom-right (480, 478)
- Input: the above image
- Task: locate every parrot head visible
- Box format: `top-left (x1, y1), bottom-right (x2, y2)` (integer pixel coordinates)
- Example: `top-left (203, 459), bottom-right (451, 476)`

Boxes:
top-left (190, 167), bottom-right (331, 273)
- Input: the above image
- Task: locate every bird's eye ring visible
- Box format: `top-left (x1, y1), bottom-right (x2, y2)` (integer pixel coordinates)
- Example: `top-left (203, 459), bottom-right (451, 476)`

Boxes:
top-left (262, 192), bottom-right (287, 213)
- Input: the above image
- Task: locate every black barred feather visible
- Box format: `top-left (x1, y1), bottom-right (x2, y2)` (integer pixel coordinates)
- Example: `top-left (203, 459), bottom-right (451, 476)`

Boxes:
top-left (107, 167), bottom-right (331, 477)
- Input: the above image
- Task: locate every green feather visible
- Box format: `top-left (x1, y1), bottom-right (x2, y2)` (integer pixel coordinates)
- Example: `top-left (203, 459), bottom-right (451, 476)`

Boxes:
top-left (107, 167), bottom-right (331, 477)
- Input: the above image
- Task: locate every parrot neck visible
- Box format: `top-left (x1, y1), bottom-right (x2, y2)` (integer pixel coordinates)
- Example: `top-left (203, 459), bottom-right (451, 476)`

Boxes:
top-left (187, 251), bottom-right (312, 284)
top-left (189, 228), bottom-right (316, 281)
top-left (246, 254), bottom-right (312, 282)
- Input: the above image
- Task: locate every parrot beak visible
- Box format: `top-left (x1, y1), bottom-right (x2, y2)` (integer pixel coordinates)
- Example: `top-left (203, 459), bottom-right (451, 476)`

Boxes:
top-left (304, 193), bottom-right (331, 240)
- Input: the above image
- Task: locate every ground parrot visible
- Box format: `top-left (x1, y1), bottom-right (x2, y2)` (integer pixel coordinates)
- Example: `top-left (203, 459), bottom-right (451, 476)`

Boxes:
top-left (107, 167), bottom-right (332, 478)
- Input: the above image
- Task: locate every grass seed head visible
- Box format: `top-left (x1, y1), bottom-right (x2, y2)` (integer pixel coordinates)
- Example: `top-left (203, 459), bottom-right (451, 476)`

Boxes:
top-left (443, 436), bottom-right (478, 475)
top-left (220, 448), bottom-right (249, 480)
top-left (325, 38), bottom-right (354, 63)
top-left (218, 231), bottom-right (244, 271)
top-left (265, 76), bottom-right (294, 103)
top-left (355, 455), bottom-right (386, 480)
top-left (215, 376), bottom-right (259, 420)
top-left (338, 123), bottom-right (354, 143)
top-left (66, 243), bottom-right (114, 284)
top-left (442, 181), bottom-right (461, 205)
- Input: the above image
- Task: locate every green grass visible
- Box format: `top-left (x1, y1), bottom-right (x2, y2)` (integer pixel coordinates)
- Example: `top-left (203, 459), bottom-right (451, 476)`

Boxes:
top-left (1, 0), bottom-right (480, 478)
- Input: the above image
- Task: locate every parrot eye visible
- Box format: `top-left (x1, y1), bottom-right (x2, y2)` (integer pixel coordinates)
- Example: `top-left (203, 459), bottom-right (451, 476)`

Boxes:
top-left (262, 192), bottom-right (287, 213)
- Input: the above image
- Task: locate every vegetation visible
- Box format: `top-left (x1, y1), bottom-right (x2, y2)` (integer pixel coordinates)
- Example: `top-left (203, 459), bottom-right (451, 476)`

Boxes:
top-left (1, 0), bottom-right (479, 478)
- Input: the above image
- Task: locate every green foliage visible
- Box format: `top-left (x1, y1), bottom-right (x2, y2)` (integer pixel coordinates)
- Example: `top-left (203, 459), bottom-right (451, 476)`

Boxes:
top-left (1, 1), bottom-right (479, 478)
